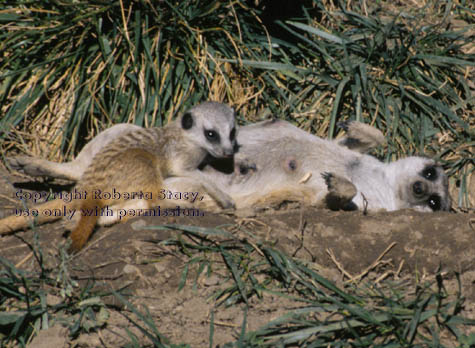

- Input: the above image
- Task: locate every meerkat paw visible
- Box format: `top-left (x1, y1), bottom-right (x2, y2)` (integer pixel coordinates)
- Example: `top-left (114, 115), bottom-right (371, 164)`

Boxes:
top-left (194, 175), bottom-right (236, 210)
top-left (321, 172), bottom-right (358, 211)
top-left (232, 158), bottom-right (257, 185)
top-left (201, 183), bottom-right (235, 210)
top-left (218, 194), bottom-right (236, 210)
top-left (337, 121), bottom-right (386, 153)
top-left (235, 159), bottom-right (257, 176)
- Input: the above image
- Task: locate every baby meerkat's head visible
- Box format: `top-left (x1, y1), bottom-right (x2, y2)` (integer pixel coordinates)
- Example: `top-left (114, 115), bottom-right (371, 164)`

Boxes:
top-left (181, 102), bottom-right (238, 159)
top-left (388, 157), bottom-right (451, 212)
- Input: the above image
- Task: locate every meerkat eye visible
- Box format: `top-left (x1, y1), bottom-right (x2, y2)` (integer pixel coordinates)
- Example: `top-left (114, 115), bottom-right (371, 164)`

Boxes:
top-left (427, 194), bottom-right (441, 211)
top-left (181, 112), bottom-right (193, 130)
top-left (205, 129), bottom-right (220, 143)
top-left (229, 128), bottom-right (236, 142)
top-left (422, 166), bottom-right (438, 181)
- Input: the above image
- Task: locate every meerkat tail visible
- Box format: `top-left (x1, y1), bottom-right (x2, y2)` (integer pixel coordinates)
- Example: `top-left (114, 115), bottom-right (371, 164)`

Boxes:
top-left (68, 197), bottom-right (102, 252)
top-left (0, 199), bottom-right (68, 235)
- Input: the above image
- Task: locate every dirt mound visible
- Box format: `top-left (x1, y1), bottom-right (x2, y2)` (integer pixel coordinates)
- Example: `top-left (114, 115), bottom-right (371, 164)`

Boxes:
top-left (0, 167), bottom-right (473, 346)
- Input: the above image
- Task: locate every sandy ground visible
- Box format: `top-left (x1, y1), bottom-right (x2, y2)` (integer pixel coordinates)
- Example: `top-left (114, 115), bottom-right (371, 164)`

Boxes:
top-left (0, 167), bottom-right (473, 347)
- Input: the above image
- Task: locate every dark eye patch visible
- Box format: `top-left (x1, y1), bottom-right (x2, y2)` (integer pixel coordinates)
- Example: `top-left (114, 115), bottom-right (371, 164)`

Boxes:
top-left (422, 166), bottom-right (438, 181)
top-left (181, 112), bottom-right (193, 130)
top-left (427, 194), bottom-right (441, 211)
top-left (205, 129), bottom-right (220, 143)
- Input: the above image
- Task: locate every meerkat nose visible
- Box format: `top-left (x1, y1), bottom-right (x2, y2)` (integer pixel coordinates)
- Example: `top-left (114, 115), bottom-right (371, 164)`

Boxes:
top-left (223, 148), bottom-right (235, 157)
top-left (412, 181), bottom-right (425, 195)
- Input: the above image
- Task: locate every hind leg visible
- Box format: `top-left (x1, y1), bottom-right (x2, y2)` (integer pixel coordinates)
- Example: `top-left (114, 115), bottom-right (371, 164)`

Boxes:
top-left (6, 124), bottom-right (142, 182)
top-left (6, 156), bottom-right (81, 181)
top-left (337, 121), bottom-right (386, 153)
top-left (69, 148), bottom-right (163, 252)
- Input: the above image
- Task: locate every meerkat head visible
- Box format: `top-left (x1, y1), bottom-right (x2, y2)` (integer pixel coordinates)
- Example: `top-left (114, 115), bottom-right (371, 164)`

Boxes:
top-left (180, 102), bottom-right (237, 159)
top-left (387, 157), bottom-right (451, 212)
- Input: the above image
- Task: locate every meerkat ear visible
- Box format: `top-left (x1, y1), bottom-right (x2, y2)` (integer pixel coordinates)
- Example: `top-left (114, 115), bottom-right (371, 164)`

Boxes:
top-left (181, 112), bottom-right (194, 130)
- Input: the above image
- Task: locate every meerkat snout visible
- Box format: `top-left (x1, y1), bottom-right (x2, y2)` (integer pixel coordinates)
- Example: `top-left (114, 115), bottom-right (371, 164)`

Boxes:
top-left (412, 181), bottom-right (426, 196)
top-left (417, 164), bottom-right (446, 211)
top-left (205, 126), bottom-right (236, 158)
top-left (223, 126), bottom-right (237, 157)
top-left (390, 158), bottom-right (451, 212)
top-left (410, 180), bottom-right (442, 211)
top-left (181, 102), bottom-right (237, 159)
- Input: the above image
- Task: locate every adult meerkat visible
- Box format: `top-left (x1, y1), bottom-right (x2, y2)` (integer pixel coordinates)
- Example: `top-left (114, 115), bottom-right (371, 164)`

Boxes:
top-left (1, 102), bottom-right (238, 251)
top-left (220, 119), bottom-right (451, 212)
top-left (5, 118), bottom-right (451, 213)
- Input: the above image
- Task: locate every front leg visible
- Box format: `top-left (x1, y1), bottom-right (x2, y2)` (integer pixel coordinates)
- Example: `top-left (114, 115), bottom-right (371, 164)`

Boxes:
top-left (321, 172), bottom-right (358, 211)
top-left (185, 170), bottom-right (235, 210)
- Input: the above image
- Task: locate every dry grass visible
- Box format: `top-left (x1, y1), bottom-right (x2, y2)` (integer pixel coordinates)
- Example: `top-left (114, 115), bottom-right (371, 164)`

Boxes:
top-left (0, 0), bottom-right (473, 209)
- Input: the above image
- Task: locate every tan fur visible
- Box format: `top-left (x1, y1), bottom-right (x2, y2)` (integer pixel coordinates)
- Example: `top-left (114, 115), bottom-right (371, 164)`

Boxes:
top-left (69, 148), bottom-right (164, 251)
top-left (1, 102), bottom-right (237, 251)
top-left (239, 187), bottom-right (321, 210)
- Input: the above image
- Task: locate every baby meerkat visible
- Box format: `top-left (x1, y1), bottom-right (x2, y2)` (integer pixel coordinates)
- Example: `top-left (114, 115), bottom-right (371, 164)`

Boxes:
top-left (1, 102), bottom-right (238, 251)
